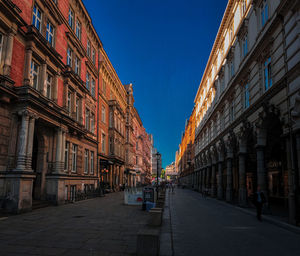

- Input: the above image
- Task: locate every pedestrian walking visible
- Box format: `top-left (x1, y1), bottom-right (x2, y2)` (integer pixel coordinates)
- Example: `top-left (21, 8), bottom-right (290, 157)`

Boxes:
top-left (171, 183), bottom-right (174, 193)
top-left (253, 186), bottom-right (266, 221)
top-left (202, 187), bottom-right (206, 198)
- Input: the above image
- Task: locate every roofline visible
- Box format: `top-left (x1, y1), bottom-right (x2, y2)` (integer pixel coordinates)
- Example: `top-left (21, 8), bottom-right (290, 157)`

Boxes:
top-left (194, 0), bottom-right (234, 103)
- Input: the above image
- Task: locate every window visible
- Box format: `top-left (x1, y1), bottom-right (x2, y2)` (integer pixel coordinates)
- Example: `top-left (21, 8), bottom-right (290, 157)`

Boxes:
top-left (241, 0), bottom-right (247, 16)
top-left (220, 77), bottom-right (225, 93)
top-left (0, 33), bottom-right (3, 64)
top-left (67, 47), bottom-right (72, 67)
top-left (75, 97), bottom-right (79, 121)
top-left (86, 72), bottom-right (90, 90)
top-left (30, 60), bottom-right (39, 90)
top-left (102, 106), bottom-right (106, 123)
top-left (68, 8), bottom-right (74, 29)
top-left (242, 35), bottom-right (248, 58)
top-left (67, 91), bottom-right (71, 113)
top-left (229, 22), bottom-right (234, 42)
top-left (71, 144), bottom-right (77, 172)
top-left (32, 5), bottom-right (42, 31)
top-left (46, 73), bottom-right (52, 99)
top-left (91, 78), bottom-right (95, 97)
top-left (109, 111), bottom-right (113, 127)
top-left (87, 40), bottom-right (91, 57)
top-left (91, 113), bottom-right (95, 133)
top-left (76, 19), bottom-right (81, 40)
top-left (263, 57), bottom-right (272, 90)
top-left (75, 55), bottom-right (80, 75)
top-left (84, 149), bottom-right (89, 174)
top-left (90, 151), bottom-right (94, 174)
top-left (230, 101), bottom-right (235, 122)
top-left (244, 83), bottom-right (250, 109)
top-left (85, 108), bottom-right (90, 130)
top-left (230, 60), bottom-right (234, 78)
top-left (102, 133), bottom-right (106, 153)
top-left (92, 48), bottom-right (96, 64)
top-left (261, 0), bottom-right (269, 27)
top-left (46, 21), bottom-right (54, 46)
top-left (64, 141), bottom-right (69, 171)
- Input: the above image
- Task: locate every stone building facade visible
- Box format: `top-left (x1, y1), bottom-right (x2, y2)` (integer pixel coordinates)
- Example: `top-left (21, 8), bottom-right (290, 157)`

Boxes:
top-left (180, 0), bottom-right (300, 225)
top-left (177, 107), bottom-right (196, 184)
top-left (0, 0), bottom-right (153, 213)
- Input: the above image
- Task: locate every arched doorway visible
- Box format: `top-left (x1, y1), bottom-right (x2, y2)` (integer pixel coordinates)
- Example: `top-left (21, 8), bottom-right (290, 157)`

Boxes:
top-left (31, 124), bottom-right (48, 201)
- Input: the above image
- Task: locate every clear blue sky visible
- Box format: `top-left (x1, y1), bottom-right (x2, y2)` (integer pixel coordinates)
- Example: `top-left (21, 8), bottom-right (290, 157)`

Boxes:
top-left (83, 0), bottom-right (227, 168)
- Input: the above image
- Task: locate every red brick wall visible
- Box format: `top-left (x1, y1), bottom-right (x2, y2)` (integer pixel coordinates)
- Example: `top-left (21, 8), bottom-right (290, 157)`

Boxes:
top-left (11, 38), bottom-right (25, 87)
top-left (12, 0), bottom-right (33, 25)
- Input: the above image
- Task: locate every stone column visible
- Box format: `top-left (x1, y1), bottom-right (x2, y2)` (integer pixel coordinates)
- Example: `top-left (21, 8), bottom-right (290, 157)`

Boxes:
top-left (53, 74), bottom-right (58, 102)
top-left (226, 157), bottom-right (233, 202)
top-left (196, 171), bottom-right (199, 191)
top-left (211, 164), bottom-right (217, 197)
top-left (286, 137), bottom-right (296, 225)
top-left (199, 171), bottom-right (201, 191)
top-left (202, 168), bottom-right (206, 192)
top-left (15, 111), bottom-right (30, 171)
top-left (206, 166), bottom-right (211, 192)
top-left (109, 165), bottom-right (113, 189)
top-left (256, 145), bottom-right (266, 194)
top-left (23, 47), bottom-right (33, 86)
top-left (25, 114), bottom-right (37, 171)
top-left (296, 133), bottom-right (300, 188)
top-left (54, 128), bottom-right (63, 174)
top-left (256, 127), bottom-right (267, 195)
top-left (3, 27), bottom-right (17, 76)
top-left (40, 62), bottom-right (47, 95)
top-left (61, 130), bottom-right (66, 171)
top-left (217, 161), bottom-right (223, 199)
top-left (238, 152), bottom-right (247, 206)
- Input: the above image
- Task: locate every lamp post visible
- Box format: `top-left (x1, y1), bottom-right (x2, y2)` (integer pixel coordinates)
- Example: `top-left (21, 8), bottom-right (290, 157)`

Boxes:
top-left (156, 152), bottom-right (161, 201)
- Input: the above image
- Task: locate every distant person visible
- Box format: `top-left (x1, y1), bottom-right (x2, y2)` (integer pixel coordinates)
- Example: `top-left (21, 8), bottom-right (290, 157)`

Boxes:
top-left (171, 183), bottom-right (174, 193)
top-left (202, 187), bottom-right (206, 198)
top-left (253, 186), bottom-right (266, 221)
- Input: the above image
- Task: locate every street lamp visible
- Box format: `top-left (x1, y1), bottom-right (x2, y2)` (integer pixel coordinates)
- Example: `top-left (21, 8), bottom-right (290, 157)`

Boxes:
top-left (156, 152), bottom-right (161, 201)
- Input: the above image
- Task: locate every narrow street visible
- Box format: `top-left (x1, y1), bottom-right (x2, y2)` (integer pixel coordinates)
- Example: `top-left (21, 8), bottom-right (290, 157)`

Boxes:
top-left (163, 188), bottom-right (300, 256)
top-left (0, 193), bottom-right (148, 256)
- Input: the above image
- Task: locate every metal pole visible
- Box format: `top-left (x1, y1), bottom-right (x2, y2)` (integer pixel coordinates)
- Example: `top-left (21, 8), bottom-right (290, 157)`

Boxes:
top-left (156, 153), bottom-right (159, 201)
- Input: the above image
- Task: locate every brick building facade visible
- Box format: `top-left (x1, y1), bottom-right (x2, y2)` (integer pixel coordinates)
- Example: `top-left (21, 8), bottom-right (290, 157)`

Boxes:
top-left (0, 0), bottom-right (152, 213)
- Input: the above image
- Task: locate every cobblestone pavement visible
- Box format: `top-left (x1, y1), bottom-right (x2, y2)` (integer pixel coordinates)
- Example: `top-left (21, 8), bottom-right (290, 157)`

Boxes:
top-left (163, 188), bottom-right (300, 256)
top-left (0, 192), bottom-right (149, 256)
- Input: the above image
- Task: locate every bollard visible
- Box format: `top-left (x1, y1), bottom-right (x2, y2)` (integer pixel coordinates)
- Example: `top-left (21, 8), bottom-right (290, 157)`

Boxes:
top-left (136, 228), bottom-right (160, 256)
top-left (149, 208), bottom-right (163, 226)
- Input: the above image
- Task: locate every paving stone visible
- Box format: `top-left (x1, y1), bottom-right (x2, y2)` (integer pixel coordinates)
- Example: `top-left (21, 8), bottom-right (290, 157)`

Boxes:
top-left (162, 188), bottom-right (300, 256)
top-left (0, 192), bottom-right (149, 256)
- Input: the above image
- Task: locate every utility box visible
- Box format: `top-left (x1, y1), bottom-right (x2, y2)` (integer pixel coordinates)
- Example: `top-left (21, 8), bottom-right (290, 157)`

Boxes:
top-left (143, 187), bottom-right (155, 203)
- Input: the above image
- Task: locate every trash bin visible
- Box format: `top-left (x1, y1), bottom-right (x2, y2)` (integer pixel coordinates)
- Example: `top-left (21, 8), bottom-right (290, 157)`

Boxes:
top-left (146, 201), bottom-right (156, 212)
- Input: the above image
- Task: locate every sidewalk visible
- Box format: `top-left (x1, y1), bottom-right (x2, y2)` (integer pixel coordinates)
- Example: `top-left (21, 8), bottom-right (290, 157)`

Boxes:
top-left (161, 188), bottom-right (300, 256)
top-left (0, 192), bottom-right (150, 256)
